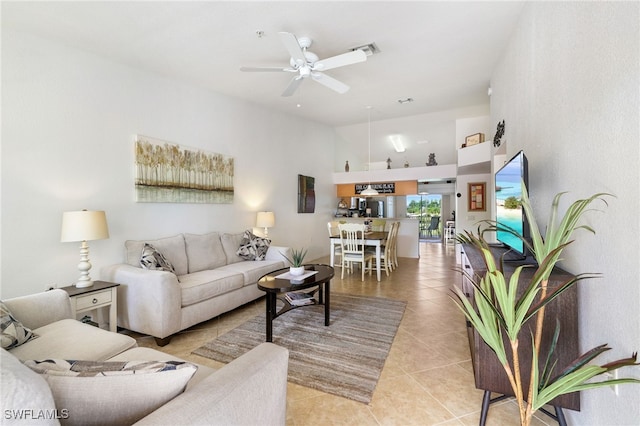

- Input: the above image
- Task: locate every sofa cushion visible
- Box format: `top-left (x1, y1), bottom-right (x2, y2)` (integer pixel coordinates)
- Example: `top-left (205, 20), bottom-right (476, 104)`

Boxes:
top-left (221, 232), bottom-right (245, 264)
top-left (125, 234), bottom-right (188, 276)
top-left (25, 358), bottom-right (197, 426)
top-left (1, 301), bottom-right (38, 350)
top-left (140, 243), bottom-right (177, 275)
top-left (217, 260), bottom-right (285, 287)
top-left (236, 230), bottom-right (271, 261)
top-left (8, 319), bottom-right (136, 362)
top-left (178, 270), bottom-right (244, 307)
top-left (1, 349), bottom-right (58, 425)
top-left (184, 232), bottom-right (227, 273)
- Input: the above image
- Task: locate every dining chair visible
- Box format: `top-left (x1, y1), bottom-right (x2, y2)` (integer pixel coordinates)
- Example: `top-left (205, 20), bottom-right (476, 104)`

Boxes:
top-left (327, 221), bottom-right (342, 267)
top-left (389, 221), bottom-right (400, 269)
top-left (426, 216), bottom-right (441, 237)
top-left (338, 223), bottom-right (374, 281)
top-left (373, 222), bottom-right (397, 276)
top-left (444, 220), bottom-right (456, 245)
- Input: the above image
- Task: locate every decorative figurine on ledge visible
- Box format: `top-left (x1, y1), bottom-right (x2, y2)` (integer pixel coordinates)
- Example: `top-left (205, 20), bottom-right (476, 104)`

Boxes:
top-left (344, 160), bottom-right (350, 172)
top-left (386, 157), bottom-right (392, 169)
top-left (426, 153), bottom-right (438, 166)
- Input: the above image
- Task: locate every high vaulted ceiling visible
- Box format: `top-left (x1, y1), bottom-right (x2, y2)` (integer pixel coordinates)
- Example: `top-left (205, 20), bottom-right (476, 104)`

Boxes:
top-left (2, 1), bottom-right (525, 127)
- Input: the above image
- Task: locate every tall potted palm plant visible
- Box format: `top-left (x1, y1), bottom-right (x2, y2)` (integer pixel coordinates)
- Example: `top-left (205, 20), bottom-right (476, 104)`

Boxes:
top-left (452, 187), bottom-right (639, 426)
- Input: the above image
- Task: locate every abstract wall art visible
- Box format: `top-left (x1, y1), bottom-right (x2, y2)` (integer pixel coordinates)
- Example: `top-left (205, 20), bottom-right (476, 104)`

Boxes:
top-left (134, 135), bottom-right (234, 204)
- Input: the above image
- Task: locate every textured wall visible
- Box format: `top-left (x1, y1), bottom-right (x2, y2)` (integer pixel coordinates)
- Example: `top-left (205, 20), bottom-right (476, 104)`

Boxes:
top-left (490, 2), bottom-right (640, 424)
top-left (1, 30), bottom-right (337, 297)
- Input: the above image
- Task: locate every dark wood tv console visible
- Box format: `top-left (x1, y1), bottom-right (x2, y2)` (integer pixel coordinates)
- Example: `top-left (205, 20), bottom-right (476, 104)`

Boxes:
top-left (459, 244), bottom-right (580, 425)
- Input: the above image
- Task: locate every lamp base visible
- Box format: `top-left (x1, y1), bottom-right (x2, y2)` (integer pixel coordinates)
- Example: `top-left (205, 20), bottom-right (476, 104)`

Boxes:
top-left (75, 280), bottom-right (94, 288)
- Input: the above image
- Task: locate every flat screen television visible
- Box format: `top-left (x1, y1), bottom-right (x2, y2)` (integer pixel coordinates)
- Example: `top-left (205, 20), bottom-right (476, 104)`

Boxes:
top-left (494, 150), bottom-right (529, 258)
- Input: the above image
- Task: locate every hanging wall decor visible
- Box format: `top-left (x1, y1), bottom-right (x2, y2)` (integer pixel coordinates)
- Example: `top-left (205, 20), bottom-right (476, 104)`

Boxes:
top-left (134, 135), bottom-right (234, 204)
top-left (468, 182), bottom-right (486, 211)
top-left (297, 174), bottom-right (315, 213)
top-left (493, 120), bottom-right (505, 147)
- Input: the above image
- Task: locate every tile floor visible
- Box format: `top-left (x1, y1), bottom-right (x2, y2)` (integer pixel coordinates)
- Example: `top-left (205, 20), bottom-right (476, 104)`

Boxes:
top-left (126, 242), bottom-right (554, 426)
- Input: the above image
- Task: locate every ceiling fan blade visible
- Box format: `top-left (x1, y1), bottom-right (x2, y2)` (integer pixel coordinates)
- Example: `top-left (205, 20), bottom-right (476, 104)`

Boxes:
top-left (311, 72), bottom-right (350, 94)
top-left (314, 49), bottom-right (367, 71)
top-left (240, 66), bottom-right (293, 72)
top-left (278, 32), bottom-right (306, 67)
top-left (282, 76), bottom-right (304, 97)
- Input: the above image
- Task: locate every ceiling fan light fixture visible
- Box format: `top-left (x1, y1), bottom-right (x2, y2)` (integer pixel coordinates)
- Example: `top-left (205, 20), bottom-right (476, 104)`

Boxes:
top-left (242, 32), bottom-right (367, 97)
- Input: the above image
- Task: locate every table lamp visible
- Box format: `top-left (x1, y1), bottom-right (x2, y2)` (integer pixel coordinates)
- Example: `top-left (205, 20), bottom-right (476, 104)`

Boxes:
top-left (61, 210), bottom-right (110, 287)
top-left (256, 211), bottom-right (275, 237)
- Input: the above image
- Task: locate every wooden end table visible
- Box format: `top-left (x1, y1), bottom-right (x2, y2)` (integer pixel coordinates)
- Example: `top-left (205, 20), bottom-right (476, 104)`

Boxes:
top-left (257, 264), bottom-right (334, 342)
top-left (60, 281), bottom-right (119, 332)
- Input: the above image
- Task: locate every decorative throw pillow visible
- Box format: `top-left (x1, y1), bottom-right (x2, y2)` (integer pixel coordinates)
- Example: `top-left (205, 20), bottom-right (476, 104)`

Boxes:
top-left (1, 301), bottom-right (37, 350)
top-left (140, 243), bottom-right (176, 274)
top-left (24, 359), bottom-right (197, 425)
top-left (236, 230), bottom-right (271, 261)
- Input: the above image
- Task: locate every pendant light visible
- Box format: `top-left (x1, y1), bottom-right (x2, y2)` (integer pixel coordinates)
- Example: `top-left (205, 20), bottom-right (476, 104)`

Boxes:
top-left (360, 106), bottom-right (379, 196)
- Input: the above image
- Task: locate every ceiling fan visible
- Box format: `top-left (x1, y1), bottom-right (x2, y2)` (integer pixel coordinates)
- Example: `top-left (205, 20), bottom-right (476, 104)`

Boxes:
top-left (240, 32), bottom-right (367, 97)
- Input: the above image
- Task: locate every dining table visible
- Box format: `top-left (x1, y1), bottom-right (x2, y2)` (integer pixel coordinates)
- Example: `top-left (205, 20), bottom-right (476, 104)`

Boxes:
top-left (329, 231), bottom-right (387, 281)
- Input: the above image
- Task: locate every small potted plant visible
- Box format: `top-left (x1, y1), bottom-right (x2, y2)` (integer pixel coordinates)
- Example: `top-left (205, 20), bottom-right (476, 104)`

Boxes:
top-left (282, 248), bottom-right (307, 276)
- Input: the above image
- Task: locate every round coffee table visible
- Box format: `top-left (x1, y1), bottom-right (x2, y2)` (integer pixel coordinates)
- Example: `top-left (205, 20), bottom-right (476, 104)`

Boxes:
top-left (257, 264), bottom-right (334, 342)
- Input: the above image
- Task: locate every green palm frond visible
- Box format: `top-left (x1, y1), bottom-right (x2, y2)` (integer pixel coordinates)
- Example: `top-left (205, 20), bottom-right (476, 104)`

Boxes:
top-left (532, 350), bottom-right (639, 411)
top-left (452, 188), bottom-right (639, 425)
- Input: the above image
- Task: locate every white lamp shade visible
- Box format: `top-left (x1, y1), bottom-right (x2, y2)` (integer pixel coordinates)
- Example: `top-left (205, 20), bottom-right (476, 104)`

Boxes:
top-left (256, 211), bottom-right (275, 229)
top-left (61, 210), bottom-right (110, 242)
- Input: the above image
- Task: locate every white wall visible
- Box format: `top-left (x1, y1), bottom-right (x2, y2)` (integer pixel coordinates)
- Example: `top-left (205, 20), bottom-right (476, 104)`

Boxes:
top-left (1, 30), bottom-right (337, 298)
top-left (334, 104), bottom-right (489, 173)
top-left (491, 2), bottom-right (640, 424)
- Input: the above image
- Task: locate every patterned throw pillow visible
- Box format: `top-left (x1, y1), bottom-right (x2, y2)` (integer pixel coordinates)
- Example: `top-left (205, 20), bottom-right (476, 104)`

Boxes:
top-left (24, 358), bottom-right (196, 376)
top-left (140, 243), bottom-right (176, 274)
top-left (1, 301), bottom-right (37, 350)
top-left (24, 358), bottom-right (197, 426)
top-left (236, 230), bottom-right (271, 261)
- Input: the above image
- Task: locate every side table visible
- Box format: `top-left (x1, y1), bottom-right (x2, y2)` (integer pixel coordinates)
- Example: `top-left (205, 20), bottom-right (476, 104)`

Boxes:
top-left (60, 281), bottom-right (119, 332)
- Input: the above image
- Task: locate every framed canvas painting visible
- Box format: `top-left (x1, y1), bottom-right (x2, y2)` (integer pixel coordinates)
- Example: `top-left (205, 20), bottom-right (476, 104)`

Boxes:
top-left (134, 135), bottom-right (234, 204)
top-left (298, 175), bottom-right (315, 213)
top-left (468, 182), bottom-right (486, 211)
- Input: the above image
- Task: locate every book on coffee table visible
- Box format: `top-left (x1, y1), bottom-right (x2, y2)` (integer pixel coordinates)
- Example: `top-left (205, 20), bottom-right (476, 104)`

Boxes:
top-left (284, 292), bottom-right (315, 306)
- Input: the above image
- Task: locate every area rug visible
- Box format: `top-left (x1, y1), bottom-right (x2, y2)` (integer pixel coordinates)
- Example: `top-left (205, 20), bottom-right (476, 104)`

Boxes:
top-left (193, 293), bottom-right (406, 404)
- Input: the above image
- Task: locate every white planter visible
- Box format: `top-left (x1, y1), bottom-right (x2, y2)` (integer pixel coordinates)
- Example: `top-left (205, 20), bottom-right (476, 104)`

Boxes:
top-left (289, 266), bottom-right (305, 276)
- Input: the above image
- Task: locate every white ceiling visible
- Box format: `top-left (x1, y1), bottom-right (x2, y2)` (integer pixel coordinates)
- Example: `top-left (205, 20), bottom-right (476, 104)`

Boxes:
top-left (2, 1), bottom-right (525, 127)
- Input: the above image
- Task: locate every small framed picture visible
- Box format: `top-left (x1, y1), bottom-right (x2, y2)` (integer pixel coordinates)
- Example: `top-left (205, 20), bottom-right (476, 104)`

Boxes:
top-left (465, 133), bottom-right (485, 147)
top-left (468, 182), bottom-right (486, 211)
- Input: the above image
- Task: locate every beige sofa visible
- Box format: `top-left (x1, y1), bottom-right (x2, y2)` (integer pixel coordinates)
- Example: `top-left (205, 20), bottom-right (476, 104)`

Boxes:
top-left (102, 232), bottom-right (291, 345)
top-left (1, 289), bottom-right (289, 425)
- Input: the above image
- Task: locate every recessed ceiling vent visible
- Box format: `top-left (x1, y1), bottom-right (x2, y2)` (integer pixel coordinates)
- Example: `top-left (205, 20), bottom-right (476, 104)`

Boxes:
top-left (351, 42), bottom-right (380, 56)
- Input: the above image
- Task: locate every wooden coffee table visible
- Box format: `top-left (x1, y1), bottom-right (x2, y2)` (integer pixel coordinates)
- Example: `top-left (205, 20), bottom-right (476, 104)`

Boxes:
top-left (257, 264), bottom-right (334, 342)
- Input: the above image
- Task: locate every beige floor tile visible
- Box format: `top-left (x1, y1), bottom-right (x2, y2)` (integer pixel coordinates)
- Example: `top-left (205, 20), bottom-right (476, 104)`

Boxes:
top-left (411, 363), bottom-right (485, 418)
top-left (287, 393), bottom-right (377, 426)
top-left (457, 398), bottom-right (553, 426)
top-left (369, 373), bottom-right (456, 425)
